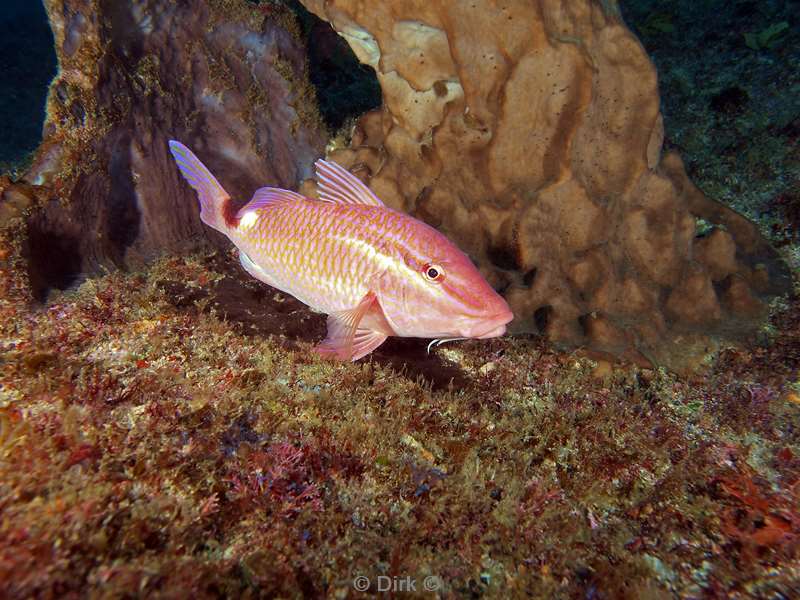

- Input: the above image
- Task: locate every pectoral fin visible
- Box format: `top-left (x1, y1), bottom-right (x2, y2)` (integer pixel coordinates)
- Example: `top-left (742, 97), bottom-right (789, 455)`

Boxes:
top-left (315, 292), bottom-right (389, 361)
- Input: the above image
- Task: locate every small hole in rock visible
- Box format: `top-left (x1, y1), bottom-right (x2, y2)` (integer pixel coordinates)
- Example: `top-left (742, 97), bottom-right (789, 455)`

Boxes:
top-left (26, 223), bottom-right (83, 303)
top-left (522, 267), bottom-right (537, 287)
top-left (533, 305), bottom-right (553, 333)
top-left (578, 314), bottom-right (591, 337)
top-left (486, 244), bottom-right (520, 271)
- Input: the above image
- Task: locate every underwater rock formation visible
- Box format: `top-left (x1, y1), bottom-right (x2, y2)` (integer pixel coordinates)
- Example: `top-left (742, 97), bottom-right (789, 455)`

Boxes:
top-left (22, 0), bottom-right (326, 298)
top-left (297, 0), bottom-right (791, 369)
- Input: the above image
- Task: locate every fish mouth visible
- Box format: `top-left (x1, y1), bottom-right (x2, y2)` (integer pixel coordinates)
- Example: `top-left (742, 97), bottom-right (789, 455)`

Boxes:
top-left (475, 323), bottom-right (508, 339)
top-left (463, 310), bottom-right (514, 339)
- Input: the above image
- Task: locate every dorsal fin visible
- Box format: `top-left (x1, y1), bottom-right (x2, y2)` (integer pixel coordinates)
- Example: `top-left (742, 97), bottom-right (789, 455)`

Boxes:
top-left (314, 159), bottom-right (385, 207)
top-left (236, 187), bottom-right (306, 219)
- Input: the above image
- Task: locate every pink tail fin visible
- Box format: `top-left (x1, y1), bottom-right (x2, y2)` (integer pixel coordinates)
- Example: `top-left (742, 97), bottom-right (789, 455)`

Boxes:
top-left (168, 140), bottom-right (230, 232)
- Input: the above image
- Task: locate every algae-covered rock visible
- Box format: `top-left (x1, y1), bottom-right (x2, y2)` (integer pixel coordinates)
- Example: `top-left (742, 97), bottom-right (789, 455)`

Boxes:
top-left (297, 0), bottom-right (791, 371)
top-left (22, 0), bottom-right (326, 299)
top-left (0, 247), bottom-right (798, 598)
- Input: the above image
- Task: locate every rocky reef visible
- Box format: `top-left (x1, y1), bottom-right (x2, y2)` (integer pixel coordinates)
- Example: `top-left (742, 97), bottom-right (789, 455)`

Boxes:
top-left (0, 245), bottom-right (798, 597)
top-left (4, 0), bottom-right (791, 371)
top-left (0, 0), bottom-right (799, 597)
top-left (298, 0), bottom-right (791, 371)
top-left (21, 0), bottom-right (326, 300)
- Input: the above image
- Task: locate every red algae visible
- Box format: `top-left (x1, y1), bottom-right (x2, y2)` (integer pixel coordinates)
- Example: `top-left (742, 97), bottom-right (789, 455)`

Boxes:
top-left (0, 243), bottom-right (798, 597)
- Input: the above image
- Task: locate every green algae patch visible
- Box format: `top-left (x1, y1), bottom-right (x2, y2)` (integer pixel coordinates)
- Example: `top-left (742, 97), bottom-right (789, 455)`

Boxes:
top-left (0, 247), bottom-right (798, 597)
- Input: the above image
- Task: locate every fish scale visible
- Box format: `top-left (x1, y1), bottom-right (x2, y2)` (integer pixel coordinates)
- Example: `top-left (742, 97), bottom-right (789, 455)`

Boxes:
top-left (168, 140), bottom-right (513, 361)
top-left (237, 201), bottom-right (381, 312)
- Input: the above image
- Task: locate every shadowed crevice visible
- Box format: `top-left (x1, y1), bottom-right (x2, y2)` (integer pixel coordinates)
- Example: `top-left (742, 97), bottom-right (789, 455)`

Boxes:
top-left (285, 0), bottom-right (381, 132)
top-left (25, 221), bottom-right (83, 302)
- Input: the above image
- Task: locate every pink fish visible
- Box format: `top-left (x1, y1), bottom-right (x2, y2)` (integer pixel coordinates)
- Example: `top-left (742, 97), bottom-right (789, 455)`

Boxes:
top-left (169, 141), bottom-right (513, 361)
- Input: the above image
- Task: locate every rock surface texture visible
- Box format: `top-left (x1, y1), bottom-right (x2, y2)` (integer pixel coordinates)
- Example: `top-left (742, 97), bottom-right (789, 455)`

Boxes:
top-left (298, 0), bottom-right (791, 369)
top-left (22, 0), bottom-right (326, 299)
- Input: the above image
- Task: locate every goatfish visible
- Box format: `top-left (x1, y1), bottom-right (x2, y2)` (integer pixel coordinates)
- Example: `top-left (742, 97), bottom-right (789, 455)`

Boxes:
top-left (168, 141), bottom-right (513, 361)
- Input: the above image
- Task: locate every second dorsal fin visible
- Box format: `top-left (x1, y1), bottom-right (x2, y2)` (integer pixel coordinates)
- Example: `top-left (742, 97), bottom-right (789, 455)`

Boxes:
top-left (314, 159), bottom-right (385, 207)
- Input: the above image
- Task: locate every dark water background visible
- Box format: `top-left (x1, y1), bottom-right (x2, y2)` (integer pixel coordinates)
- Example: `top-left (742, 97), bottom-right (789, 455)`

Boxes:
top-left (622, 0), bottom-right (799, 239)
top-left (0, 0), bottom-right (57, 172)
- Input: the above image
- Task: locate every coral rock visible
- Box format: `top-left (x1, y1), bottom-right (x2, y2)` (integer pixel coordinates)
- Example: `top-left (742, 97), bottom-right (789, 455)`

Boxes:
top-left (22, 0), bottom-right (326, 299)
top-left (665, 265), bottom-right (723, 326)
top-left (0, 178), bottom-right (38, 227)
top-left (580, 313), bottom-right (629, 354)
top-left (695, 229), bottom-right (738, 282)
top-left (720, 275), bottom-right (765, 317)
top-left (299, 0), bottom-right (790, 371)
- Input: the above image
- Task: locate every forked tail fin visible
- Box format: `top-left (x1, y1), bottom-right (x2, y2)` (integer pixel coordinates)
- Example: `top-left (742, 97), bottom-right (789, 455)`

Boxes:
top-left (168, 140), bottom-right (230, 233)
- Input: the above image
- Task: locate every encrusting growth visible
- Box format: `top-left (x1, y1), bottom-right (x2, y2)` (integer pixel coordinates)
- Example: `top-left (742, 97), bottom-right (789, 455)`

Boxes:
top-left (297, 0), bottom-right (791, 371)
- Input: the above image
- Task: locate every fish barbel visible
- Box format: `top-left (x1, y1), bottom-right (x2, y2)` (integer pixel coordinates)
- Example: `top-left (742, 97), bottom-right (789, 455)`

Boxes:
top-left (169, 141), bottom-right (513, 361)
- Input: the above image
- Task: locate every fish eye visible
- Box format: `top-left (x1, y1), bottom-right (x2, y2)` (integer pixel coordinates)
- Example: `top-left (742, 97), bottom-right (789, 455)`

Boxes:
top-left (423, 263), bottom-right (444, 282)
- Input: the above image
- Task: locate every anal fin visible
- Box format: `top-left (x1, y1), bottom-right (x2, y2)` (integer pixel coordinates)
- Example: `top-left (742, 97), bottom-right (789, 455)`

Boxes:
top-left (239, 251), bottom-right (278, 289)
